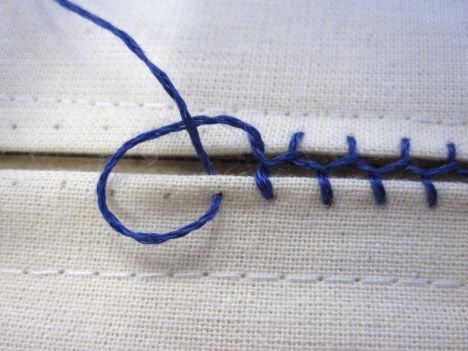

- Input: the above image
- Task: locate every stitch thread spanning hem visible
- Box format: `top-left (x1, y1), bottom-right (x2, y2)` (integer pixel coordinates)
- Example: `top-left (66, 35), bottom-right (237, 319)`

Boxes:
top-left (55, 0), bottom-right (468, 245)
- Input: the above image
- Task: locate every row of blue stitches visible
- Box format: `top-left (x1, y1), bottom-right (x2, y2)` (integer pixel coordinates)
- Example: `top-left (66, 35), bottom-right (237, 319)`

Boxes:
top-left (55, 0), bottom-right (467, 245)
top-left (267, 134), bottom-right (465, 208)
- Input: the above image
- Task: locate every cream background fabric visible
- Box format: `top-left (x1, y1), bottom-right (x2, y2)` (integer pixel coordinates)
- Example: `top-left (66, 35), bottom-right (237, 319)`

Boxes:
top-left (1, 0), bottom-right (468, 350)
top-left (1, 0), bottom-right (467, 159)
top-left (0, 170), bottom-right (467, 350)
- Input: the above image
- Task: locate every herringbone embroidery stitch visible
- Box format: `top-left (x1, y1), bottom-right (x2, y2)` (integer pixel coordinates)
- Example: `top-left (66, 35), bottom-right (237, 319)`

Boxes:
top-left (55, 0), bottom-right (468, 244)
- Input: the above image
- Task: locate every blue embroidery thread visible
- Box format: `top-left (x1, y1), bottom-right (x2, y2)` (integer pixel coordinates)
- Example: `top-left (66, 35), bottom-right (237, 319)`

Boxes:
top-left (55, 0), bottom-right (467, 244)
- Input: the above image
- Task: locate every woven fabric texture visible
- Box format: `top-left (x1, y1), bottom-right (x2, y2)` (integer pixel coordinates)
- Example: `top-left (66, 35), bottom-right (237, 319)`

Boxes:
top-left (1, 0), bottom-right (468, 350)
top-left (0, 170), bottom-right (467, 350)
top-left (0, 0), bottom-right (467, 159)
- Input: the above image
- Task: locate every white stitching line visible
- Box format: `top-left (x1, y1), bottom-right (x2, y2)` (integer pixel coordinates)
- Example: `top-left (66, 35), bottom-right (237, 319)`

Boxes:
top-left (0, 94), bottom-right (466, 127)
top-left (0, 268), bottom-right (464, 288)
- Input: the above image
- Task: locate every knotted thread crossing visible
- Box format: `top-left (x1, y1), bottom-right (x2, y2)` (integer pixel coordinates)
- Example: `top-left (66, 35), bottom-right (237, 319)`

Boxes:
top-left (56, 0), bottom-right (468, 245)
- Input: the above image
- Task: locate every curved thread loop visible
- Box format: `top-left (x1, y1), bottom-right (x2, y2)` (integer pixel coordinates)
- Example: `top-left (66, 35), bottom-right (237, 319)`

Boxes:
top-left (56, 0), bottom-right (468, 244)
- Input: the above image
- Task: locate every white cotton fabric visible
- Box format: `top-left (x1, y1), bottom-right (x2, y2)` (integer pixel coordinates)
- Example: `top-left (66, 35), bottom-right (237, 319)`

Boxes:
top-left (0, 170), bottom-right (467, 350)
top-left (1, 0), bottom-right (468, 350)
top-left (0, 0), bottom-right (467, 159)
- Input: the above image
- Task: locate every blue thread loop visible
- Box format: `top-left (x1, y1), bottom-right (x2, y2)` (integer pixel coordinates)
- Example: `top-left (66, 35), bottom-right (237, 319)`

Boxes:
top-left (96, 119), bottom-right (223, 244)
top-left (56, 0), bottom-right (468, 244)
top-left (55, 0), bottom-right (220, 244)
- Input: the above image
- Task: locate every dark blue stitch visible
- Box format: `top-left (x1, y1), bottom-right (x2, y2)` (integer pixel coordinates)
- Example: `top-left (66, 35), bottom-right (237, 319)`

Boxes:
top-left (407, 143), bottom-right (459, 207)
top-left (56, 0), bottom-right (468, 244)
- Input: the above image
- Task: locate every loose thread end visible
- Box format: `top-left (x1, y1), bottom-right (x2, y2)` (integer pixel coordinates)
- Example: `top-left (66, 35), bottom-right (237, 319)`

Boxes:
top-left (56, 0), bottom-right (467, 245)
